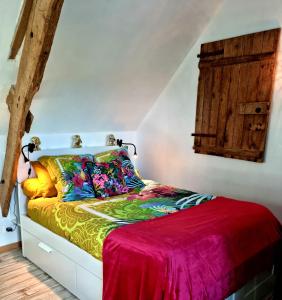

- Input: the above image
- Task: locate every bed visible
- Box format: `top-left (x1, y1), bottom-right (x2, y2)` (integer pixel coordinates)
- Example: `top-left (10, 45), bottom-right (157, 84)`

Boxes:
top-left (17, 147), bottom-right (282, 300)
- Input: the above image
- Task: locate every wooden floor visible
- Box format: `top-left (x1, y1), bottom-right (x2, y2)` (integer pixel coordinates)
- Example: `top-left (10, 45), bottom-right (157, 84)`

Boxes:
top-left (0, 249), bottom-right (77, 299)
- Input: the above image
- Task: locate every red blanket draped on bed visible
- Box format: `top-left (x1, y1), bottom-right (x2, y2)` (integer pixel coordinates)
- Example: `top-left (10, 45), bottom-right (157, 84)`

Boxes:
top-left (103, 197), bottom-right (281, 300)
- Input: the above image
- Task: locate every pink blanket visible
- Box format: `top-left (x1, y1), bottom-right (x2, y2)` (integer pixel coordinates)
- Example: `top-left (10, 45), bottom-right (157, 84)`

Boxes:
top-left (103, 197), bottom-right (281, 300)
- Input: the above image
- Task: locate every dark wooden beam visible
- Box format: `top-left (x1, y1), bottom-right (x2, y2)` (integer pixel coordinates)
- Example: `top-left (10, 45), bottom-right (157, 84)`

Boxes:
top-left (9, 0), bottom-right (34, 59)
top-left (0, 0), bottom-right (64, 217)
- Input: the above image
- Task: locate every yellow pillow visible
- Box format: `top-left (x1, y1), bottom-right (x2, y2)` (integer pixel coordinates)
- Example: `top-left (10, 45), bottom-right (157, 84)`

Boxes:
top-left (38, 155), bottom-right (68, 184)
top-left (22, 162), bottom-right (57, 199)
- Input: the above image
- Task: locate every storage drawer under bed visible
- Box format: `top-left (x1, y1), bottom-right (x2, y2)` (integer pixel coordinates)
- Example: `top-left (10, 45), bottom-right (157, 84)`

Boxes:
top-left (21, 229), bottom-right (77, 295)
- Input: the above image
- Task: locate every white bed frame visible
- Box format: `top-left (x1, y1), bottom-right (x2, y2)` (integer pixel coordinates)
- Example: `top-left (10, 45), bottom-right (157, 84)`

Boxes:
top-left (17, 147), bottom-right (275, 300)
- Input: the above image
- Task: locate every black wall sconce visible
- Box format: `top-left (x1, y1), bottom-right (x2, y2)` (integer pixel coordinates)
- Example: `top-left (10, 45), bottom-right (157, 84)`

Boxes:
top-left (21, 143), bottom-right (36, 163)
top-left (1, 143), bottom-right (36, 184)
top-left (116, 139), bottom-right (137, 158)
top-left (22, 143), bottom-right (36, 177)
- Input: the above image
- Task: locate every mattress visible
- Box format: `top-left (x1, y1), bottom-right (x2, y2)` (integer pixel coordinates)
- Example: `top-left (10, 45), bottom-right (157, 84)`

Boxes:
top-left (27, 180), bottom-right (214, 260)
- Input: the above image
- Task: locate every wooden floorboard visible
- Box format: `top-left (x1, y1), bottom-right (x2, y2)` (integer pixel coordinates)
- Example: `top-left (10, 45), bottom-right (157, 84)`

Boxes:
top-left (0, 250), bottom-right (77, 299)
top-left (0, 242), bottom-right (22, 254)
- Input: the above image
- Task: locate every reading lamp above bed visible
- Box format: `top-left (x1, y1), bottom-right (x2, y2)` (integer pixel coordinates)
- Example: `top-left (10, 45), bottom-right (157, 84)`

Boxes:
top-left (21, 143), bottom-right (36, 177)
top-left (21, 143), bottom-right (36, 163)
top-left (116, 139), bottom-right (137, 158)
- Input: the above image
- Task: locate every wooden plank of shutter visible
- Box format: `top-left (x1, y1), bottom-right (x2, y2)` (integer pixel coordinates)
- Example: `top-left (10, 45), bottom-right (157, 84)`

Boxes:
top-left (208, 66), bottom-right (222, 147)
top-left (216, 66), bottom-right (232, 148)
top-left (223, 65), bottom-right (240, 149)
top-left (194, 70), bottom-right (206, 147)
top-left (241, 62), bottom-right (261, 151)
top-left (200, 68), bottom-right (214, 147)
top-left (243, 32), bottom-right (264, 152)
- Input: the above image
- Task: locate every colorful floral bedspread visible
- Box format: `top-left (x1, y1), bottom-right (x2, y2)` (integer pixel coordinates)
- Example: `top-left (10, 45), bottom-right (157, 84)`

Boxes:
top-left (28, 180), bottom-right (215, 260)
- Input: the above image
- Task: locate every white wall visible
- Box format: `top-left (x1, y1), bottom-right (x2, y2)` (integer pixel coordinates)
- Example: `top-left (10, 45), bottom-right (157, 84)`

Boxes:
top-left (0, 131), bottom-right (136, 246)
top-left (0, 0), bottom-right (221, 135)
top-left (137, 0), bottom-right (282, 221)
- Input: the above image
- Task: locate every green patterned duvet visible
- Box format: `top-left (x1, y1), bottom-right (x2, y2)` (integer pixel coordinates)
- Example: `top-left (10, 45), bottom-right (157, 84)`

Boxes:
top-left (28, 180), bottom-right (214, 260)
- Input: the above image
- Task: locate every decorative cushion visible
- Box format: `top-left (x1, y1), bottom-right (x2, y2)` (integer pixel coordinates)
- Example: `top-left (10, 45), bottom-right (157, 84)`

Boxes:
top-left (39, 154), bottom-right (95, 201)
top-left (22, 161), bottom-right (57, 199)
top-left (95, 148), bottom-right (145, 189)
top-left (90, 159), bottom-right (129, 198)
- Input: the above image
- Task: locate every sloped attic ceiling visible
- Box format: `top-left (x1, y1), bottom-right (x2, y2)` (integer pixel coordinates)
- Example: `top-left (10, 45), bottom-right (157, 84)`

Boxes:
top-left (0, 0), bottom-right (221, 134)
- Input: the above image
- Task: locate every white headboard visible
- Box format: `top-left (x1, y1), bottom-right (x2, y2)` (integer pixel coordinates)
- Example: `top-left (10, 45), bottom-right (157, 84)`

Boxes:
top-left (17, 146), bottom-right (119, 217)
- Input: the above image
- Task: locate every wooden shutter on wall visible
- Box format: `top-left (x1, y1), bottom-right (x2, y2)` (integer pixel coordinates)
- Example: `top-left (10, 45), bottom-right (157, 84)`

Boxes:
top-left (193, 28), bottom-right (280, 162)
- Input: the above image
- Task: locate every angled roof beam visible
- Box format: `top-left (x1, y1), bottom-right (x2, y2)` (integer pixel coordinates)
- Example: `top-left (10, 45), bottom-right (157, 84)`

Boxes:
top-left (9, 0), bottom-right (34, 59)
top-left (0, 0), bottom-right (64, 216)
top-left (7, 85), bottom-right (34, 133)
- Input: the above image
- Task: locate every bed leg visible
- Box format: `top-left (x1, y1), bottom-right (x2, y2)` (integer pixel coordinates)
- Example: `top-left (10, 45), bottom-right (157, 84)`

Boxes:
top-left (273, 241), bottom-right (282, 300)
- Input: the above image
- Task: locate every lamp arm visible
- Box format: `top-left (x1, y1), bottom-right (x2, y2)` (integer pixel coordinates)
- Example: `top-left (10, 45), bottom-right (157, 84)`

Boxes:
top-left (21, 145), bottom-right (29, 163)
top-left (121, 142), bottom-right (137, 155)
top-left (21, 143), bottom-right (36, 163)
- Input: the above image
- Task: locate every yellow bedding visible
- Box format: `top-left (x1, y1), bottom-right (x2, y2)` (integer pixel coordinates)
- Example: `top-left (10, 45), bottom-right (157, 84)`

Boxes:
top-left (27, 181), bottom-right (214, 260)
top-left (28, 196), bottom-right (118, 260)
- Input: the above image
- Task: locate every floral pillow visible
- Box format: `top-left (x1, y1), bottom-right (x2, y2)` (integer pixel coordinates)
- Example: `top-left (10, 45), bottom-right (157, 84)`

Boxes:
top-left (89, 159), bottom-right (129, 198)
top-left (95, 148), bottom-right (145, 190)
top-left (39, 154), bottom-right (95, 201)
